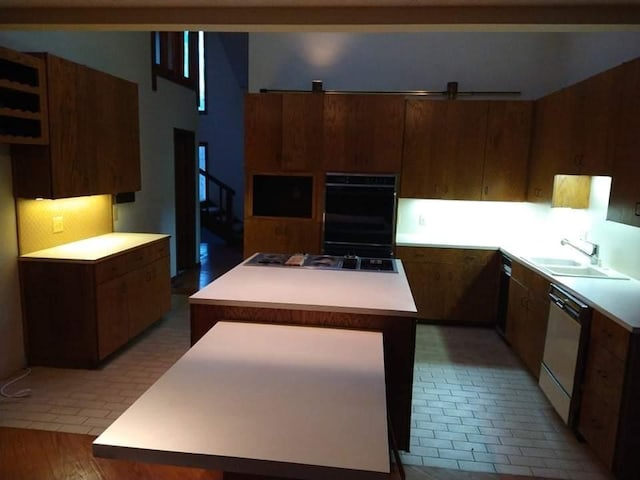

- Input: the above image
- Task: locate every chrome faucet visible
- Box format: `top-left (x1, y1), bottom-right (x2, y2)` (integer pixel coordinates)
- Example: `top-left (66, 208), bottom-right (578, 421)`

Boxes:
top-left (560, 238), bottom-right (600, 265)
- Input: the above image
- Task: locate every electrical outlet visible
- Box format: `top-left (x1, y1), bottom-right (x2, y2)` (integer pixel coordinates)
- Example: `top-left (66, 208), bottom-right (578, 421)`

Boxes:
top-left (418, 214), bottom-right (426, 226)
top-left (52, 216), bottom-right (64, 233)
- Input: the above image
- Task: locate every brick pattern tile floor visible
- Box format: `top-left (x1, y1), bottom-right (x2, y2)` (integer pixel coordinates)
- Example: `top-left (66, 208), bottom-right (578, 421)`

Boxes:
top-left (0, 295), bottom-right (190, 436)
top-left (0, 298), bottom-right (613, 479)
top-left (404, 324), bottom-right (613, 479)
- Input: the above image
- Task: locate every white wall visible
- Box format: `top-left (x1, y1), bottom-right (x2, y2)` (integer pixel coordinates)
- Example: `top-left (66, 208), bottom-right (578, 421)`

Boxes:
top-left (249, 32), bottom-right (640, 98)
top-left (198, 33), bottom-right (247, 221)
top-left (0, 32), bottom-right (199, 379)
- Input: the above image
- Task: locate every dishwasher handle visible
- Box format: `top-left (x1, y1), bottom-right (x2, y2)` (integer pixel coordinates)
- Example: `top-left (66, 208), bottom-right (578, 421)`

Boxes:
top-left (549, 286), bottom-right (589, 322)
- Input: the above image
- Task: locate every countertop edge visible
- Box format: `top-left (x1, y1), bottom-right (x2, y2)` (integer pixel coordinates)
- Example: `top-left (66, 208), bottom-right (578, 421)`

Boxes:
top-left (19, 233), bottom-right (170, 262)
top-left (188, 297), bottom-right (418, 318)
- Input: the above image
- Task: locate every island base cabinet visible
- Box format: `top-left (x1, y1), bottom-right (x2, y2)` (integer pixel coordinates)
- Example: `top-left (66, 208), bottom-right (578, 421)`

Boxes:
top-left (20, 238), bottom-right (170, 368)
top-left (190, 303), bottom-right (416, 453)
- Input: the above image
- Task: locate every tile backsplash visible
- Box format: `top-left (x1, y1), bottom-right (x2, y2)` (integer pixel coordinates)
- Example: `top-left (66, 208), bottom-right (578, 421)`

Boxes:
top-left (16, 195), bottom-right (112, 255)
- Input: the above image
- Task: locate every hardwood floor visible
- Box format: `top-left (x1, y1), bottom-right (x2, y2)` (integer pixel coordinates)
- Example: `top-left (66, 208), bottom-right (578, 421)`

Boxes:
top-left (0, 427), bottom-right (221, 480)
top-left (171, 230), bottom-right (243, 295)
top-left (0, 427), bottom-right (545, 480)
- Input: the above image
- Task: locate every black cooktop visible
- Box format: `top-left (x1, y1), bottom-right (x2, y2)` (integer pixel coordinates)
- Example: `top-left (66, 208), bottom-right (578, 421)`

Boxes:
top-left (245, 253), bottom-right (398, 273)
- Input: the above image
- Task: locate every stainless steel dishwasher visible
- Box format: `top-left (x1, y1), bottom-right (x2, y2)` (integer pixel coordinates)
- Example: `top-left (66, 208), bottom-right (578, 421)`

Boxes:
top-left (539, 284), bottom-right (592, 428)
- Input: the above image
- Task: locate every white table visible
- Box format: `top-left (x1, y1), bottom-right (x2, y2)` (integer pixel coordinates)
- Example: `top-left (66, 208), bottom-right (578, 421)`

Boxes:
top-left (93, 322), bottom-right (390, 480)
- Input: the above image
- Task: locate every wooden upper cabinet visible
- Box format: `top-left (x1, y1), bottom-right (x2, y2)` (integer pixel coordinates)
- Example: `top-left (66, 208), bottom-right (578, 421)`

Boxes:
top-left (401, 99), bottom-right (488, 200)
top-left (528, 64), bottom-right (621, 202)
top-left (568, 67), bottom-right (619, 176)
top-left (482, 101), bottom-right (533, 201)
top-left (245, 93), bottom-right (323, 173)
top-left (11, 53), bottom-right (140, 199)
top-left (527, 90), bottom-right (569, 202)
top-left (245, 93), bottom-right (281, 171)
top-left (608, 58), bottom-right (640, 228)
top-left (323, 94), bottom-right (405, 173)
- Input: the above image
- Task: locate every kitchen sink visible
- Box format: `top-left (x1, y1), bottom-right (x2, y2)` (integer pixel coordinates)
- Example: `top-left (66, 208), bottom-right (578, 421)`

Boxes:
top-left (524, 256), bottom-right (629, 279)
top-left (542, 264), bottom-right (628, 280)
top-left (527, 257), bottom-right (583, 267)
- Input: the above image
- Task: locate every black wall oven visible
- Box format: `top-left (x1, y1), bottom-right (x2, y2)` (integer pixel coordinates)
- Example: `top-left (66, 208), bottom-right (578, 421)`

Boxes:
top-left (323, 173), bottom-right (397, 258)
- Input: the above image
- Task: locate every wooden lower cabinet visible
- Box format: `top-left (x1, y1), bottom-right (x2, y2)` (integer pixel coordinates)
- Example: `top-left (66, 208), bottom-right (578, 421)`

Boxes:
top-left (577, 309), bottom-right (640, 479)
top-left (396, 246), bottom-right (499, 324)
top-left (20, 238), bottom-right (171, 368)
top-left (505, 260), bottom-right (550, 378)
top-left (243, 217), bottom-right (321, 258)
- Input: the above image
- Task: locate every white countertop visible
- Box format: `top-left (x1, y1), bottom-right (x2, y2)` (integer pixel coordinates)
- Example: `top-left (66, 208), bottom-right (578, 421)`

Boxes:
top-left (190, 257), bottom-right (417, 317)
top-left (20, 233), bottom-right (169, 261)
top-left (395, 237), bottom-right (640, 332)
top-left (94, 321), bottom-right (390, 479)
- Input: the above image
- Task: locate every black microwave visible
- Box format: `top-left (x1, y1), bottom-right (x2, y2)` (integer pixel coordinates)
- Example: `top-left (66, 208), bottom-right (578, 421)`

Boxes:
top-left (252, 174), bottom-right (313, 218)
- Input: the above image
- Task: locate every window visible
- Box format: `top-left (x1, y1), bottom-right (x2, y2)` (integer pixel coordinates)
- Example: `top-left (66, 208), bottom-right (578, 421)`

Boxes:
top-left (198, 31), bottom-right (206, 113)
top-left (198, 143), bottom-right (208, 203)
top-left (151, 31), bottom-right (199, 92)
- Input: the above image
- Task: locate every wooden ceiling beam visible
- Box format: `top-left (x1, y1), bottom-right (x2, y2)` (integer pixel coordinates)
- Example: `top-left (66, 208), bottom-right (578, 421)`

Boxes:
top-left (0, 6), bottom-right (639, 31)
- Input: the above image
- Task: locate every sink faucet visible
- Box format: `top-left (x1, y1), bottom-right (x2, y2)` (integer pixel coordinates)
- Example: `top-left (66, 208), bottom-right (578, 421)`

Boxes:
top-left (560, 238), bottom-right (600, 265)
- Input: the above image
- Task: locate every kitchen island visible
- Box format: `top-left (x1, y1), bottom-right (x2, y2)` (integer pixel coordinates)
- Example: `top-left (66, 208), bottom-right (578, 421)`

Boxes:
top-left (189, 254), bottom-right (417, 451)
top-left (95, 322), bottom-right (391, 480)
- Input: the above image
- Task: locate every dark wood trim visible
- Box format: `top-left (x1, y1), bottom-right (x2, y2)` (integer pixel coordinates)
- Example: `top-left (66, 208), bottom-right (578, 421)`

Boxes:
top-left (0, 6), bottom-right (639, 28)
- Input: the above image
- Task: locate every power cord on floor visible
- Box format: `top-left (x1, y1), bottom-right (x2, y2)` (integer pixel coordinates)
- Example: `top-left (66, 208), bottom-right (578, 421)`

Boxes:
top-left (0, 368), bottom-right (32, 398)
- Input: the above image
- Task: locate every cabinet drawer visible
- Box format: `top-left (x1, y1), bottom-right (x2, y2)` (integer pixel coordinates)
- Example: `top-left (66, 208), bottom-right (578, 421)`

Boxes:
top-left (147, 238), bottom-right (170, 262)
top-left (95, 240), bottom-right (168, 284)
top-left (579, 386), bottom-right (619, 469)
top-left (583, 342), bottom-right (625, 402)
top-left (95, 255), bottom-right (127, 284)
top-left (591, 310), bottom-right (629, 361)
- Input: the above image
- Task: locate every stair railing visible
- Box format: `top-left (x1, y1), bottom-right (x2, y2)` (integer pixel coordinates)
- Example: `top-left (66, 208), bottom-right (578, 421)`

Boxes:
top-left (200, 169), bottom-right (237, 239)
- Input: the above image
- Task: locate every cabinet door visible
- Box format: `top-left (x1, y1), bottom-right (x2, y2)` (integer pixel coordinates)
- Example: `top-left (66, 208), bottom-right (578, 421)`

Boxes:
top-left (450, 251), bottom-right (499, 325)
top-left (324, 94), bottom-right (405, 173)
top-left (245, 93), bottom-right (323, 172)
top-left (608, 58), bottom-right (640, 228)
top-left (397, 247), bottom-right (497, 324)
top-left (244, 218), bottom-right (321, 257)
top-left (281, 93), bottom-right (323, 171)
top-left (569, 67), bottom-right (618, 176)
top-left (245, 93), bottom-right (282, 171)
top-left (93, 67), bottom-right (141, 193)
top-left (96, 276), bottom-right (129, 360)
top-left (127, 257), bottom-right (171, 339)
top-left (400, 259), bottom-right (448, 320)
top-left (401, 100), bottom-right (488, 200)
top-left (527, 91), bottom-right (571, 202)
top-left (482, 101), bottom-right (533, 201)
top-left (506, 277), bottom-right (547, 377)
top-left (520, 293), bottom-right (549, 379)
